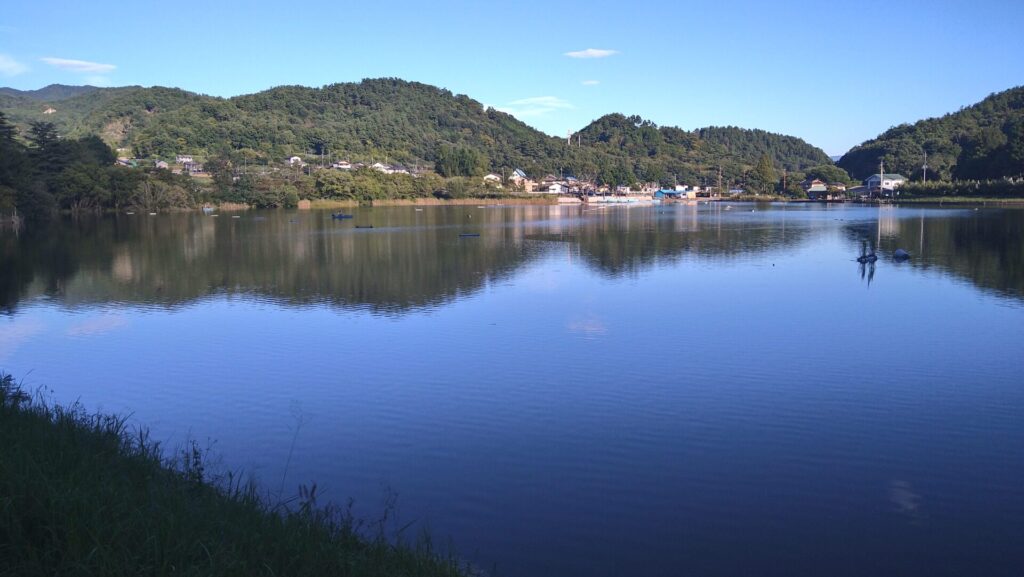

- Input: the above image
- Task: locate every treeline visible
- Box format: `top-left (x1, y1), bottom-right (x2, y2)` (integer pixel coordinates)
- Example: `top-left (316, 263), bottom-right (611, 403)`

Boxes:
top-left (838, 85), bottom-right (1024, 181)
top-left (1, 79), bottom-right (834, 188)
top-left (898, 179), bottom-right (1024, 198)
top-left (0, 113), bottom-right (200, 220)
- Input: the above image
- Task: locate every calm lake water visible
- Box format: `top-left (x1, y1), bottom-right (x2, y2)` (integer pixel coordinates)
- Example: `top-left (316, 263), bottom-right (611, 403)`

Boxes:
top-left (2, 202), bottom-right (1023, 576)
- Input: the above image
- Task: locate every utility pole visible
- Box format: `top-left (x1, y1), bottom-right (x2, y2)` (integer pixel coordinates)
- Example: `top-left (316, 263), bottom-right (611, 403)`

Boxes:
top-left (922, 151), bottom-right (928, 184)
top-left (717, 164), bottom-right (723, 197)
top-left (879, 158), bottom-right (885, 198)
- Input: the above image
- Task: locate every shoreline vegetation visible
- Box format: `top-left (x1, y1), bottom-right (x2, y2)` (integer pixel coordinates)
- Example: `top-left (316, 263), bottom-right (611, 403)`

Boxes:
top-left (0, 373), bottom-right (474, 577)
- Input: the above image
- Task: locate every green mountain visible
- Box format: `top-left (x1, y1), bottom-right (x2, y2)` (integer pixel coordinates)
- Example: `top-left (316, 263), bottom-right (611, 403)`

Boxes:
top-left (0, 79), bottom-right (831, 185)
top-left (0, 84), bottom-right (100, 101)
top-left (838, 86), bottom-right (1024, 181)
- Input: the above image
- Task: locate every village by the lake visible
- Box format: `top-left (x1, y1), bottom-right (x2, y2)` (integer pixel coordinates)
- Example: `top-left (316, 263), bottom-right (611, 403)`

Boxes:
top-left (2, 2), bottom-right (1024, 577)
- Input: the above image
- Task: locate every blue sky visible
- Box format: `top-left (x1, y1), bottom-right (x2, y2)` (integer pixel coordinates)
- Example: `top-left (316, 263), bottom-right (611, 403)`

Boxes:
top-left (1, 0), bottom-right (1022, 155)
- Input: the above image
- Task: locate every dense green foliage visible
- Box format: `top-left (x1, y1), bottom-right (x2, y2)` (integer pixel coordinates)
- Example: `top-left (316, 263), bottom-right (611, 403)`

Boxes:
top-left (838, 86), bottom-right (1024, 181)
top-left (0, 112), bottom-right (201, 219)
top-left (1, 79), bottom-right (833, 188)
top-left (897, 179), bottom-right (1024, 199)
top-left (0, 373), bottom-right (469, 577)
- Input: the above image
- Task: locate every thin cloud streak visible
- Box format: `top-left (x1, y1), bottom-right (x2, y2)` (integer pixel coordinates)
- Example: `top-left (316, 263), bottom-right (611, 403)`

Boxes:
top-left (565, 48), bottom-right (618, 59)
top-left (41, 57), bottom-right (116, 74)
top-left (496, 96), bottom-right (573, 118)
top-left (0, 54), bottom-right (28, 76)
top-left (582, 80), bottom-right (600, 86)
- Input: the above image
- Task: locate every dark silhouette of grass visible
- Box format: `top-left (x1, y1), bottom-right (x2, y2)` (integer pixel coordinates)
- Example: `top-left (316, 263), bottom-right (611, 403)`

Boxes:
top-left (0, 373), bottom-right (473, 577)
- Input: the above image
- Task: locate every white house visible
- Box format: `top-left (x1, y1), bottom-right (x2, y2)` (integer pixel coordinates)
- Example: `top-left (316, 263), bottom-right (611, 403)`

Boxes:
top-left (483, 173), bottom-right (502, 183)
top-left (801, 178), bottom-right (828, 194)
top-left (371, 162), bottom-right (390, 173)
top-left (331, 160), bottom-right (352, 170)
top-left (175, 155), bottom-right (194, 164)
top-left (865, 173), bottom-right (907, 193)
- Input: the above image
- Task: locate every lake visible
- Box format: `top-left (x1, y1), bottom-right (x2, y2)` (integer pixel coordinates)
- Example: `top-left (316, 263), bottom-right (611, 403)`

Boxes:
top-left (2, 202), bottom-right (1023, 577)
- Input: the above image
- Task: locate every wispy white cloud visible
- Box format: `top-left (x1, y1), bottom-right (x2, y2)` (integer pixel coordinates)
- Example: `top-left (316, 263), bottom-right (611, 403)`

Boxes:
top-left (66, 314), bottom-right (128, 337)
top-left (496, 96), bottom-right (574, 118)
top-left (85, 75), bottom-right (112, 87)
top-left (0, 53), bottom-right (28, 76)
top-left (0, 318), bottom-right (45, 362)
top-left (41, 57), bottom-right (116, 74)
top-left (582, 80), bottom-right (600, 86)
top-left (564, 48), bottom-right (618, 59)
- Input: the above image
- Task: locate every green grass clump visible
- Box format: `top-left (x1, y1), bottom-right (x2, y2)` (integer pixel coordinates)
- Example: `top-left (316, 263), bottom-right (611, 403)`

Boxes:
top-left (0, 373), bottom-right (472, 576)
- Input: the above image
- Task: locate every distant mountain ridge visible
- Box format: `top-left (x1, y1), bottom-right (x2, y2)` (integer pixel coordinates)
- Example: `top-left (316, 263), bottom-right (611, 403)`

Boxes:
top-left (0, 79), bottom-right (832, 184)
top-left (838, 86), bottom-right (1024, 181)
top-left (0, 84), bottom-right (101, 101)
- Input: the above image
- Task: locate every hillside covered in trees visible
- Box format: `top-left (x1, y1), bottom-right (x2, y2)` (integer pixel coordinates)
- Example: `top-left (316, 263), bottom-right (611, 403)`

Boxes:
top-left (0, 78), bottom-right (831, 186)
top-left (838, 86), bottom-right (1024, 181)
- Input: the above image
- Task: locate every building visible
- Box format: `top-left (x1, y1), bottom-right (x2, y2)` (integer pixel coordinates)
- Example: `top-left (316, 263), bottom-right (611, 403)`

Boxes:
top-left (865, 174), bottom-right (907, 195)
top-left (155, 160), bottom-right (169, 169)
top-left (331, 160), bottom-right (352, 170)
top-left (288, 156), bottom-right (305, 167)
top-left (175, 155), bottom-right (194, 164)
top-left (801, 178), bottom-right (828, 194)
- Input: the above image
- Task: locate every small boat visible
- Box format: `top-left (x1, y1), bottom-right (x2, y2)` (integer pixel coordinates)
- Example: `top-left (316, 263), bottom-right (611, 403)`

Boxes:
top-left (355, 225), bottom-right (374, 229)
top-left (459, 233), bottom-right (480, 238)
top-left (331, 213), bottom-right (354, 219)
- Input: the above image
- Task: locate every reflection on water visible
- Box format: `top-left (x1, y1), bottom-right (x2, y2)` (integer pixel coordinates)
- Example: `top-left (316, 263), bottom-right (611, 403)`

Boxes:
top-left (3, 203), bottom-right (1024, 577)
top-left (5, 204), bottom-right (1022, 313)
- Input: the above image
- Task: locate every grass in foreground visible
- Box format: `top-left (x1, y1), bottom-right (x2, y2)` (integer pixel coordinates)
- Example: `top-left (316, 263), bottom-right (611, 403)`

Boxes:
top-left (0, 373), bottom-right (472, 577)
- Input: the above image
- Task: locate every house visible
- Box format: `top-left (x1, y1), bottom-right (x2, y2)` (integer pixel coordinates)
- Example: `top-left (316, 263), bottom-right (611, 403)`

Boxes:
top-left (865, 173), bottom-right (907, 195)
top-left (288, 156), bottom-right (305, 167)
top-left (183, 161), bottom-right (204, 174)
top-left (175, 155), bottom-right (194, 164)
top-left (371, 162), bottom-right (390, 173)
top-left (483, 173), bottom-right (503, 188)
top-left (155, 160), bottom-right (169, 169)
top-left (331, 160), bottom-right (353, 170)
top-left (510, 168), bottom-right (528, 182)
top-left (801, 179), bottom-right (828, 194)
top-left (828, 182), bottom-right (847, 192)
top-left (390, 164), bottom-right (410, 175)
top-left (43, 107), bottom-right (56, 115)
top-left (615, 185), bottom-right (631, 194)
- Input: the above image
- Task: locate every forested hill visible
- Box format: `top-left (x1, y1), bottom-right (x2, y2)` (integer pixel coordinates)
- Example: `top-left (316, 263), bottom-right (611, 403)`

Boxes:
top-left (838, 86), bottom-right (1024, 181)
top-left (0, 78), bottom-right (831, 184)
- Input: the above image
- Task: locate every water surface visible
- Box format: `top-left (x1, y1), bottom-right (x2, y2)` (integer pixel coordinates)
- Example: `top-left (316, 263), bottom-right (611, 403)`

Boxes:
top-left (2, 203), bottom-right (1023, 576)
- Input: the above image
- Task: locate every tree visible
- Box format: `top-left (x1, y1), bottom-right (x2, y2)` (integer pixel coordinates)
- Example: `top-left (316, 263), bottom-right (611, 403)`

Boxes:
top-left (752, 154), bottom-right (777, 195)
top-left (803, 164), bottom-right (853, 184)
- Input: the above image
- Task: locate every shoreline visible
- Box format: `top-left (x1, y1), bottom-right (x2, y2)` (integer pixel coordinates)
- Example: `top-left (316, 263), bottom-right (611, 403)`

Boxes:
top-left (0, 373), bottom-right (472, 577)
